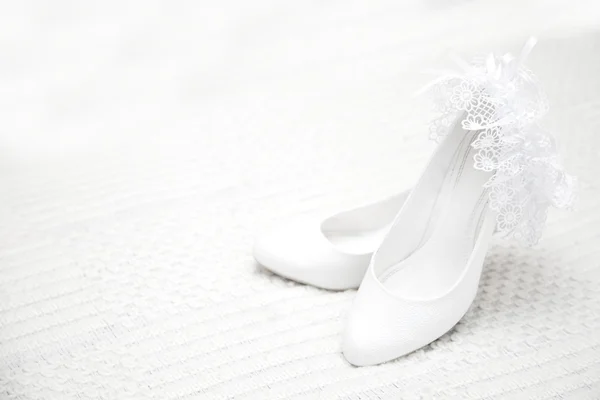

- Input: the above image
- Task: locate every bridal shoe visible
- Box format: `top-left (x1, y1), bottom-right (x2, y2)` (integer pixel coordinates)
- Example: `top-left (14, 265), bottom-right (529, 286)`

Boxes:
top-left (254, 189), bottom-right (411, 290)
top-left (342, 38), bottom-right (577, 366)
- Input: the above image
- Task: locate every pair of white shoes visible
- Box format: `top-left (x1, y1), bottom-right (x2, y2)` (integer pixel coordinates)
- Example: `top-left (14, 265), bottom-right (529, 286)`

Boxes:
top-left (253, 38), bottom-right (577, 366)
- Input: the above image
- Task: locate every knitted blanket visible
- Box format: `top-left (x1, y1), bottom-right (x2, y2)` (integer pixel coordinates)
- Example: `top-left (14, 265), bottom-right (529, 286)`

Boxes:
top-left (2, 1), bottom-right (600, 398)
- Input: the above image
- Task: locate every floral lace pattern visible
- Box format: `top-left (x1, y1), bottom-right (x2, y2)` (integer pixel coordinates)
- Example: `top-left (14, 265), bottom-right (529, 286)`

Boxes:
top-left (424, 38), bottom-right (577, 246)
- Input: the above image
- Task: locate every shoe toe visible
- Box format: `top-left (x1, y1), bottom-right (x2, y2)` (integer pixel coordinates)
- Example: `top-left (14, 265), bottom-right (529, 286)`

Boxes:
top-left (342, 296), bottom-right (407, 366)
top-left (253, 218), bottom-right (367, 290)
top-left (253, 220), bottom-right (311, 276)
top-left (342, 265), bottom-right (481, 366)
top-left (341, 270), bottom-right (426, 366)
top-left (342, 316), bottom-right (390, 367)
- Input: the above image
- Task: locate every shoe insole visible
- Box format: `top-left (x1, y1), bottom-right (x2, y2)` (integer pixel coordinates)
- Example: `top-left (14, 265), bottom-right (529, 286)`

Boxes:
top-left (379, 130), bottom-right (493, 299)
top-left (324, 224), bottom-right (393, 254)
top-left (321, 192), bottom-right (406, 254)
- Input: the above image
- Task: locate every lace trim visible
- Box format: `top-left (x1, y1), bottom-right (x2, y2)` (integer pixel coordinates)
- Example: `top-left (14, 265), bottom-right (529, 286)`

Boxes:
top-left (425, 38), bottom-right (577, 246)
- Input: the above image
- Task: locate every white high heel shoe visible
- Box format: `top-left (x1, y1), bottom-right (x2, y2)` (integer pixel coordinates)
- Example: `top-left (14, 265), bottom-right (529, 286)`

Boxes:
top-left (342, 38), bottom-right (577, 366)
top-left (253, 189), bottom-right (411, 290)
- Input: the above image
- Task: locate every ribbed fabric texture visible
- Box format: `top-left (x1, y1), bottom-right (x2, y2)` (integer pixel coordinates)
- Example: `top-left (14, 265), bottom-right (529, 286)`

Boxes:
top-left (1, 2), bottom-right (600, 399)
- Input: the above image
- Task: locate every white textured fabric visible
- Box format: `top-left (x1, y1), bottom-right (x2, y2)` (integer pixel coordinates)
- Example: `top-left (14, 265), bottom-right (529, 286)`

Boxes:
top-left (2, 1), bottom-right (600, 399)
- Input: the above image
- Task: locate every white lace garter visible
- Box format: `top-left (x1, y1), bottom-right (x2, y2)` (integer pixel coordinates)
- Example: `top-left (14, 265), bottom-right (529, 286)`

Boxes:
top-left (423, 38), bottom-right (577, 246)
